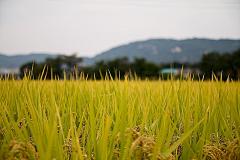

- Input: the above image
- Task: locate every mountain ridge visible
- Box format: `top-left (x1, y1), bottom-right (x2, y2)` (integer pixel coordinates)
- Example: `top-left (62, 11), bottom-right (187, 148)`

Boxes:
top-left (82, 38), bottom-right (240, 66)
top-left (1, 38), bottom-right (240, 69)
top-left (0, 53), bottom-right (59, 68)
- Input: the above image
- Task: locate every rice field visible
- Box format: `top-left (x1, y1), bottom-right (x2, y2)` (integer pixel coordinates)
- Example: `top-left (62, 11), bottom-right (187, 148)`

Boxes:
top-left (0, 74), bottom-right (240, 159)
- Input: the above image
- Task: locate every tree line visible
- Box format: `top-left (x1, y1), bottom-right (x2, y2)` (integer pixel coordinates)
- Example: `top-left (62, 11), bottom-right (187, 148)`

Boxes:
top-left (20, 54), bottom-right (82, 80)
top-left (19, 48), bottom-right (240, 80)
top-left (199, 48), bottom-right (240, 80)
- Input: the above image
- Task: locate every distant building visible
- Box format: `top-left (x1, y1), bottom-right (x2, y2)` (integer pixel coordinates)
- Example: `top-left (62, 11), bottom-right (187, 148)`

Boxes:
top-left (0, 68), bottom-right (20, 75)
top-left (160, 68), bottom-right (201, 78)
top-left (0, 68), bottom-right (20, 79)
top-left (161, 68), bottom-right (178, 74)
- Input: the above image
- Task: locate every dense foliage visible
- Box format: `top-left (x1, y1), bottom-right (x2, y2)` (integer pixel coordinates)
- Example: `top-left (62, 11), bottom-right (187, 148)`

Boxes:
top-left (19, 54), bottom-right (82, 79)
top-left (84, 57), bottom-right (160, 80)
top-left (200, 48), bottom-right (240, 80)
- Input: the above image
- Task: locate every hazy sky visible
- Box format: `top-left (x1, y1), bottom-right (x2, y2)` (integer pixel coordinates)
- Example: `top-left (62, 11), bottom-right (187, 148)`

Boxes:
top-left (0, 0), bottom-right (240, 57)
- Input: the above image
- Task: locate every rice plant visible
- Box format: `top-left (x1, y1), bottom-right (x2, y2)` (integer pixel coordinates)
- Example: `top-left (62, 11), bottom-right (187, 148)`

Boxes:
top-left (0, 73), bottom-right (239, 159)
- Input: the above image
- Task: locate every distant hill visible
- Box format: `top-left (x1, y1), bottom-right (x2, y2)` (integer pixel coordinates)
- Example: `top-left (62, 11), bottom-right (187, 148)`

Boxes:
top-left (1, 38), bottom-right (240, 69)
top-left (82, 38), bottom-right (240, 66)
top-left (0, 53), bottom-right (59, 68)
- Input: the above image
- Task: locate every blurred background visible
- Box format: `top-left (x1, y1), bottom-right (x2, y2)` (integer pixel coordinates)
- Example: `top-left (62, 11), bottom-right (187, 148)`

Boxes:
top-left (0, 0), bottom-right (240, 80)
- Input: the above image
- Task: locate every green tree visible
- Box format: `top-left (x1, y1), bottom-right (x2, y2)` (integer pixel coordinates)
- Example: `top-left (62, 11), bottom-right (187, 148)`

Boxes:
top-left (20, 62), bottom-right (46, 79)
top-left (200, 52), bottom-right (220, 78)
top-left (130, 57), bottom-right (159, 79)
top-left (62, 53), bottom-right (83, 70)
top-left (231, 48), bottom-right (240, 79)
top-left (20, 54), bottom-right (83, 79)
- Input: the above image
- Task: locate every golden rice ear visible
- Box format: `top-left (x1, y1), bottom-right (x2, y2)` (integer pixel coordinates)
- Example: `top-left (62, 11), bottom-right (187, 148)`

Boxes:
top-left (115, 127), bottom-right (175, 160)
top-left (203, 139), bottom-right (240, 160)
top-left (203, 145), bottom-right (225, 160)
top-left (3, 140), bottom-right (39, 160)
